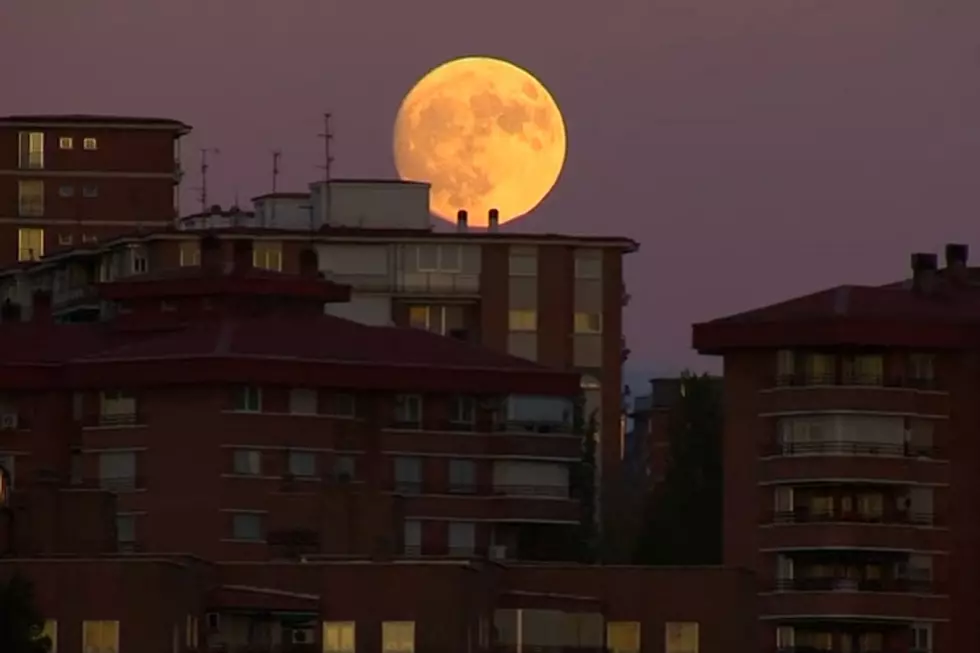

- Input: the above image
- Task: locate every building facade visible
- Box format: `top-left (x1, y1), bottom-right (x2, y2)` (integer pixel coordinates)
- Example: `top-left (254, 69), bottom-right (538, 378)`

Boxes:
top-left (692, 244), bottom-right (980, 653)
top-left (0, 114), bottom-right (190, 265)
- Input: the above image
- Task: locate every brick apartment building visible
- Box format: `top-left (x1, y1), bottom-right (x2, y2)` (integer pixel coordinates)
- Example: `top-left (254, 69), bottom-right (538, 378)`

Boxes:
top-left (692, 244), bottom-right (980, 653)
top-left (0, 114), bottom-right (190, 265)
top-left (0, 180), bottom-right (637, 545)
top-left (0, 239), bottom-right (752, 653)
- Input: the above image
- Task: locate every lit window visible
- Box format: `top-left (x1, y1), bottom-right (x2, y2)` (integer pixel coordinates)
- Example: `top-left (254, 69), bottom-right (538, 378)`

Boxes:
top-left (231, 512), bottom-right (263, 541)
top-left (804, 353), bottom-right (835, 385)
top-left (82, 620), bottom-right (119, 653)
top-left (18, 132), bottom-right (45, 169)
top-left (233, 450), bottom-right (262, 475)
top-left (0, 454), bottom-right (14, 490)
top-left (83, 137), bottom-right (98, 151)
top-left (100, 391), bottom-right (137, 425)
top-left (253, 241), bottom-right (283, 271)
top-left (508, 310), bottom-right (537, 332)
top-left (233, 386), bottom-right (262, 412)
top-left (607, 622), bottom-right (640, 653)
top-left (82, 185), bottom-right (99, 198)
top-left (289, 388), bottom-right (318, 415)
top-left (408, 305), bottom-right (429, 330)
top-left (382, 621), bottom-right (415, 653)
top-left (17, 180), bottom-right (44, 217)
top-left (574, 312), bottom-right (602, 334)
top-left (17, 228), bottom-right (44, 261)
top-left (59, 137), bottom-right (74, 150)
top-left (665, 622), bottom-right (699, 653)
top-left (39, 620), bottom-right (57, 652)
top-left (179, 240), bottom-right (201, 267)
top-left (323, 622), bottom-right (355, 653)
top-left (394, 395), bottom-right (422, 426)
top-left (288, 451), bottom-right (317, 477)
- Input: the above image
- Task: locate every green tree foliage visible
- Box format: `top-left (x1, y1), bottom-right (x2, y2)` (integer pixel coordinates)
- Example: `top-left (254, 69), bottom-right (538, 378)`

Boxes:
top-left (0, 574), bottom-right (51, 653)
top-left (634, 372), bottom-right (723, 565)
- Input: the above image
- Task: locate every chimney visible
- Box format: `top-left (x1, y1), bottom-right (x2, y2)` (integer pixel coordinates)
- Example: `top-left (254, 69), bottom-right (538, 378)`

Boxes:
top-left (32, 290), bottom-right (52, 322)
top-left (232, 239), bottom-right (253, 274)
top-left (200, 235), bottom-right (222, 274)
top-left (299, 247), bottom-right (320, 278)
top-left (944, 243), bottom-right (969, 283)
top-left (910, 252), bottom-right (938, 294)
top-left (488, 208), bottom-right (500, 232)
top-left (456, 210), bottom-right (468, 232)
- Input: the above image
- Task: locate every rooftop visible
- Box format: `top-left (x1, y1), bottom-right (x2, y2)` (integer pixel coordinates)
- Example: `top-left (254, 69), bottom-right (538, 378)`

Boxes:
top-left (0, 114), bottom-right (191, 133)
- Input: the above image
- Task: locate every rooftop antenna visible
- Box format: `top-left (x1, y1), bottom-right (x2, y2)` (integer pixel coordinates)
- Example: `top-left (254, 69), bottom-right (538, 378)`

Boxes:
top-left (316, 112), bottom-right (334, 232)
top-left (270, 149), bottom-right (282, 228)
top-left (197, 147), bottom-right (221, 213)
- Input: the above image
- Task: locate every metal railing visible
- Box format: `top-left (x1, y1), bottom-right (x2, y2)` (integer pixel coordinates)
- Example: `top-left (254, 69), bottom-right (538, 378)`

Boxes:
top-left (774, 577), bottom-right (935, 593)
top-left (768, 509), bottom-right (935, 526)
top-left (493, 484), bottom-right (569, 499)
top-left (393, 481), bottom-right (570, 498)
top-left (773, 372), bottom-right (939, 391)
top-left (94, 412), bottom-right (142, 427)
top-left (494, 420), bottom-right (576, 436)
top-left (764, 440), bottom-right (938, 458)
top-left (98, 476), bottom-right (144, 492)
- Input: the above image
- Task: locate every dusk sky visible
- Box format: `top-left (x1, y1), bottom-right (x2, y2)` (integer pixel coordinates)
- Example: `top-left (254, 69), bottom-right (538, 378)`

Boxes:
top-left (6, 0), bottom-right (979, 379)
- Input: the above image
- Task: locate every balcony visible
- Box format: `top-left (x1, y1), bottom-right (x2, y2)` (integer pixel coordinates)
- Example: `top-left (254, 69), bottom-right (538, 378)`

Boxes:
top-left (396, 271), bottom-right (480, 295)
top-left (401, 485), bottom-right (580, 523)
top-left (380, 426), bottom-right (581, 461)
top-left (774, 578), bottom-right (936, 594)
top-left (772, 373), bottom-right (939, 391)
top-left (760, 374), bottom-right (948, 416)
top-left (761, 440), bottom-right (948, 485)
top-left (84, 410), bottom-right (144, 429)
top-left (95, 475), bottom-right (145, 493)
top-left (768, 509), bottom-right (935, 527)
top-left (761, 583), bottom-right (948, 621)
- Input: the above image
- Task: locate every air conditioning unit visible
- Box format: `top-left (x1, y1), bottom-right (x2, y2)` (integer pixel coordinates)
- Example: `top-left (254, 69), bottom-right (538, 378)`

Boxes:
top-left (205, 612), bottom-right (220, 631)
top-left (0, 414), bottom-right (18, 430)
top-left (489, 545), bottom-right (507, 561)
top-left (291, 628), bottom-right (315, 644)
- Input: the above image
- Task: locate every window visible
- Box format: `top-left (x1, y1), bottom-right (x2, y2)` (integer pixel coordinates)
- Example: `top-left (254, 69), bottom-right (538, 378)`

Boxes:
top-left (665, 622), bottom-right (699, 653)
top-left (774, 486), bottom-right (793, 514)
top-left (82, 185), bottom-right (99, 198)
top-left (408, 306), bottom-right (429, 330)
top-left (17, 228), bottom-right (44, 262)
top-left (58, 234), bottom-right (73, 246)
top-left (18, 180), bottom-right (44, 217)
top-left (382, 621), bottom-right (415, 653)
top-left (116, 515), bottom-right (136, 547)
top-left (59, 137), bottom-right (74, 150)
top-left (82, 620), bottom-right (119, 653)
top-left (233, 386), bottom-right (262, 412)
top-left (775, 626), bottom-right (794, 650)
top-left (39, 620), bottom-right (57, 653)
top-left (912, 623), bottom-right (932, 652)
top-left (842, 354), bottom-right (884, 385)
top-left (448, 521), bottom-right (475, 555)
top-left (58, 185), bottom-right (75, 198)
top-left (858, 492), bottom-right (884, 519)
top-left (407, 305), bottom-right (464, 335)
top-left (332, 455), bottom-right (355, 482)
top-left (289, 388), bottom-right (318, 415)
top-left (451, 395), bottom-right (475, 425)
top-left (606, 622), bottom-right (640, 653)
top-left (394, 394), bottom-right (422, 426)
top-left (508, 246), bottom-right (538, 276)
top-left (288, 451), bottom-right (317, 477)
top-left (233, 450), bottom-right (262, 475)
top-left (186, 616), bottom-right (199, 649)
top-left (508, 310), bottom-right (537, 332)
top-left (449, 459), bottom-right (476, 493)
top-left (416, 244), bottom-right (461, 272)
top-left (394, 457), bottom-right (422, 494)
top-left (323, 622), bottom-right (356, 653)
top-left (253, 241), bottom-right (283, 271)
top-left (325, 393), bottom-right (356, 417)
top-left (83, 137), bottom-right (98, 151)
top-left (909, 353), bottom-right (935, 383)
top-left (403, 519), bottom-right (422, 555)
top-left (98, 451), bottom-right (137, 491)
top-left (179, 240), bottom-right (201, 267)
top-left (100, 391), bottom-right (136, 424)
top-left (574, 312), bottom-right (602, 334)
top-left (231, 512), bottom-right (263, 541)
top-left (804, 353), bottom-right (835, 384)
top-left (18, 132), bottom-right (44, 169)
top-left (776, 350), bottom-right (795, 380)
top-left (130, 247), bottom-right (148, 274)
top-left (574, 250), bottom-right (602, 279)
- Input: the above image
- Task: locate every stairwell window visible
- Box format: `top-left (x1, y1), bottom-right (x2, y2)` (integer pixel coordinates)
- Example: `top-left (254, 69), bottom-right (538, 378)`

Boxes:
top-left (83, 620), bottom-right (119, 653)
top-left (665, 622), bottom-right (699, 653)
top-left (323, 622), bottom-right (355, 653)
top-left (233, 386), bottom-right (262, 412)
top-left (606, 622), bottom-right (640, 653)
top-left (382, 621), bottom-right (415, 653)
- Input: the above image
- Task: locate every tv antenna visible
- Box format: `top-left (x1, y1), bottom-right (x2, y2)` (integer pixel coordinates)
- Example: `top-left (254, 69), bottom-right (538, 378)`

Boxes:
top-left (270, 149), bottom-right (282, 228)
top-left (196, 147), bottom-right (221, 213)
top-left (316, 112), bottom-right (334, 230)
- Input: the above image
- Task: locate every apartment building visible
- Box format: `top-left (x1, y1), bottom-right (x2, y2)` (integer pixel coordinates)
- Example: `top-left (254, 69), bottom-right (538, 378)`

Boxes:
top-left (0, 114), bottom-right (190, 265)
top-left (692, 244), bottom-right (980, 653)
top-left (0, 179), bottom-right (637, 545)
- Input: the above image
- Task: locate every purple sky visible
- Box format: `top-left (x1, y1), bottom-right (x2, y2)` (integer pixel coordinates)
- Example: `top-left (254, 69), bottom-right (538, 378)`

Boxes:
top-left (6, 0), bottom-right (979, 376)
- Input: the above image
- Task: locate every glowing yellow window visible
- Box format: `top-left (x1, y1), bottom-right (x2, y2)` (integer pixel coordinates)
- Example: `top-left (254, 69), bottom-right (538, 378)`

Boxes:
top-left (253, 241), bottom-right (283, 271)
top-left (508, 310), bottom-right (537, 332)
top-left (323, 621), bottom-right (355, 653)
top-left (179, 240), bottom-right (201, 267)
top-left (665, 621), bottom-right (698, 653)
top-left (83, 620), bottom-right (119, 653)
top-left (38, 620), bottom-right (57, 652)
top-left (18, 228), bottom-right (44, 262)
top-left (382, 621), bottom-right (415, 653)
top-left (408, 306), bottom-right (429, 330)
top-left (607, 621), bottom-right (640, 653)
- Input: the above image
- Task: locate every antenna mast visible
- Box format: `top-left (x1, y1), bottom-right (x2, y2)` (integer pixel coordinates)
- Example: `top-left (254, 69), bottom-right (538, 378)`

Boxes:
top-left (316, 113), bottom-right (334, 231)
top-left (197, 147), bottom-right (220, 213)
top-left (270, 150), bottom-right (281, 228)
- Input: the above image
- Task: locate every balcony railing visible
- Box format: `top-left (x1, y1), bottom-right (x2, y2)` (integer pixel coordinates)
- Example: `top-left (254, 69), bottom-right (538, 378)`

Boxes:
top-left (495, 420), bottom-right (576, 435)
top-left (393, 481), bottom-right (570, 498)
top-left (92, 411), bottom-right (142, 427)
top-left (774, 577), bottom-right (936, 593)
top-left (97, 476), bottom-right (145, 492)
top-left (494, 484), bottom-right (569, 498)
top-left (396, 272), bottom-right (480, 294)
top-left (763, 440), bottom-right (938, 458)
top-left (768, 509), bottom-right (935, 527)
top-left (773, 373), bottom-right (939, 391)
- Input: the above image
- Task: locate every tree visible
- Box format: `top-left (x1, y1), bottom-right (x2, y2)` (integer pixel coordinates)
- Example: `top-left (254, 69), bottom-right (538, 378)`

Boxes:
top-left (0, 574), bottom-right (51, 653)
top-left (633, 372), bottom-right (723, 565)
top-left (570, 411), bottom-right (599, 563)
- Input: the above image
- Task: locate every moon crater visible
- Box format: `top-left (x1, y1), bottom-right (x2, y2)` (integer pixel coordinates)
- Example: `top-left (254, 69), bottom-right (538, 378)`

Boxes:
top-left (393, 57), bottom-right (567, 226)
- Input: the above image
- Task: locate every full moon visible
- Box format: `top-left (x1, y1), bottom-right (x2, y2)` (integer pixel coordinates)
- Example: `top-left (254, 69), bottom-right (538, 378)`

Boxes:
top-left (393, 56), bottom-right (567, 227)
